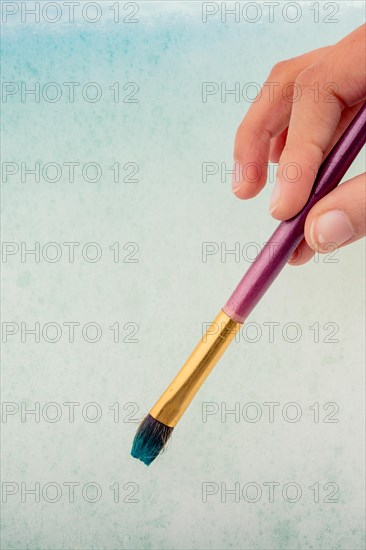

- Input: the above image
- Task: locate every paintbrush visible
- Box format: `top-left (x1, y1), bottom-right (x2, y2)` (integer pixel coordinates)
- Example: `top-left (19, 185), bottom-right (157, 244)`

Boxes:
top-left (131, 102), bottom-right (366, 465)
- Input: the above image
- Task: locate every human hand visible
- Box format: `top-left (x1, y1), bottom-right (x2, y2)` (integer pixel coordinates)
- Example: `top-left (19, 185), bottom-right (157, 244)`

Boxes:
top-left (232, 24), bottom-right (366, 265)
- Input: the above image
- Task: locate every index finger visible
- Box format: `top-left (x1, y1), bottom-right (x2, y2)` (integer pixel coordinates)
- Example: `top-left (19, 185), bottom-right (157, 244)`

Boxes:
top-left (270, 24), bottom-right (366, 220)
top-left (233, 46), bottom-right (330, 199)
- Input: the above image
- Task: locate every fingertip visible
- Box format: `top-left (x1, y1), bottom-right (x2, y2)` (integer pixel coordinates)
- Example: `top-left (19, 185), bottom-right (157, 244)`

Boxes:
top-left (287, 239), bottom-right (315, 266)
top-left (269, 199), bottom-right (300, 221)
top-left (269, 176), bottom-right (312, 221)
top-left (268, 175), bottom-right (304, 221)
top-left (231, 160), bottom-right (267, 199)
top-left (233, 181), bottom-right (264, 200)
top-left (306, 209), bottom-right (355, 253)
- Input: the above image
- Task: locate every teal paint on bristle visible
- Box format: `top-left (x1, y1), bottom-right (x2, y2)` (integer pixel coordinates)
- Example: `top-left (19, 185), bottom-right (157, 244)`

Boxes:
top-left (131, 414), bottom-right (174, 466)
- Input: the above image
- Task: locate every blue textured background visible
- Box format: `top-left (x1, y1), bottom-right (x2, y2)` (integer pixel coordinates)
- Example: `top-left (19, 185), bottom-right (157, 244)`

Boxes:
top-left (1, 2), bottom-right (365, 549)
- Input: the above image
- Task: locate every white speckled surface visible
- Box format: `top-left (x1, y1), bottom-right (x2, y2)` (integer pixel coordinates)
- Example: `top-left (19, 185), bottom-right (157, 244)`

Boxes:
top-left (1, 2), bottom-right (365, 549)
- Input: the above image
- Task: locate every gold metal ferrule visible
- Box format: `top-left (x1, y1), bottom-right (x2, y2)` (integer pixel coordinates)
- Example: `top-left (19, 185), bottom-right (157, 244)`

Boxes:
top-left (150, 310), bottom-right (241, 427)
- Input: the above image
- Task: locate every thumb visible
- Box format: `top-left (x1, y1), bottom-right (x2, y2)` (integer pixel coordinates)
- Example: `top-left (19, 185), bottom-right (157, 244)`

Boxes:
top-left (304, 173), bottom-right (366, 253)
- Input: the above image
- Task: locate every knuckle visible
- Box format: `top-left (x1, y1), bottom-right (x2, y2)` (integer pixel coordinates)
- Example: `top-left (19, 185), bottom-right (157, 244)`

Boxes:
top-left (268, 59), bottom-right (291, 79)
top-left (295, 65), bottom-right (319, 88)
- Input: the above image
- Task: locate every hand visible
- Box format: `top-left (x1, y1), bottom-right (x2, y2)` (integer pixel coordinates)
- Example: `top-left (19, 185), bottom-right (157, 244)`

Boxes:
top-left (232, 24), bottom-right (366, 265)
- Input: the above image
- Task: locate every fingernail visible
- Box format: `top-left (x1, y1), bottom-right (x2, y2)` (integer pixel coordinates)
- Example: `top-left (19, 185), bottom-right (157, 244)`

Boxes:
top-left (269, 177), bottom-right (281, 214)
top-left (288, 247), bottom-right (300, 263)
top-left (232, 162), bottom-right (242, 192)
top-left (310, 210), bottom-right (355, 249)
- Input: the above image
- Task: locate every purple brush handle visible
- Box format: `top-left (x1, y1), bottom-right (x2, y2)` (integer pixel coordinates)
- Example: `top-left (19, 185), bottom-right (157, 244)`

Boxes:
top-left (224, 103), bottom-right (366, 323)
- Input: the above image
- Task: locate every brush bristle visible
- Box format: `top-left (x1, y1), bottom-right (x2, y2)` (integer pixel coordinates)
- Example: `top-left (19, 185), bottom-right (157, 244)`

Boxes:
top-left (131, 414), bottom-right (174, 466)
